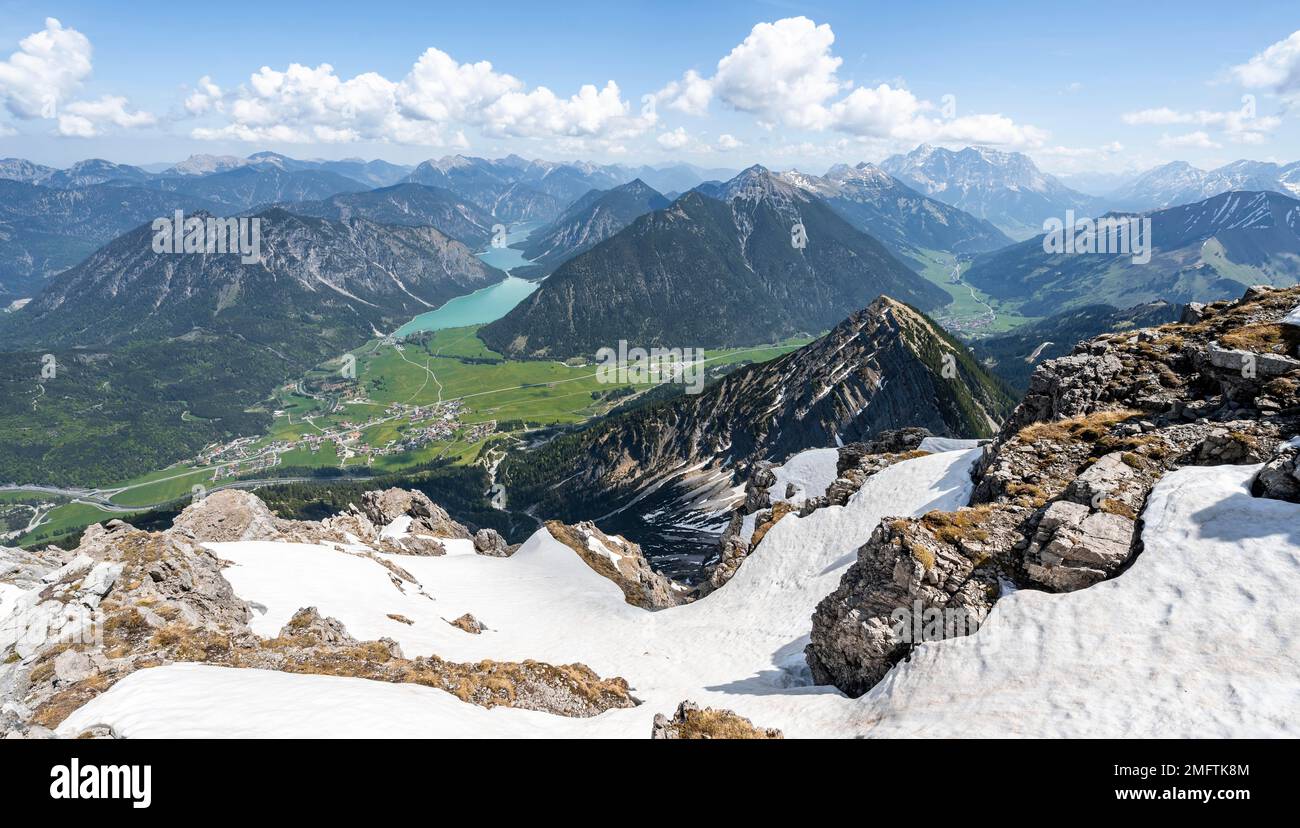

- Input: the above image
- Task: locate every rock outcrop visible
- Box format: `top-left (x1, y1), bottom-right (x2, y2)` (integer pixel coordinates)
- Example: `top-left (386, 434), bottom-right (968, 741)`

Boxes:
top-left (174, 487), bottom-right (469, 556)
top-left (544, 521), bottom-right (690, 609)
top-left (807, 284), bottom-right (1300, 697)
top-left (651, 700), bottom-right (783, 739)
top-left (1, 496), bottom-right (638, 737)
top-left (700, 430), bottom-right (936, 595)
top-left (1254, 439), bottom-right (1300, 503)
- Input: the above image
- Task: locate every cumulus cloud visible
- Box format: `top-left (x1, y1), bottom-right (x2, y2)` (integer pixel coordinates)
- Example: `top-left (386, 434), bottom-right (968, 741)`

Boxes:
top-left (711, 17), bottom-right (844, 130)
top-left (189, 46), bottom-right (651, 147)
top-left (654, 69), bottom-right (712, 116)
top-left (656, 127), bottom-right (692, 149)
top-left (184, 76), bottom-right (224, 115)
top-left (57, 95), bottom-right (156, 136)
top-left (0, 18), bottom-right (154, 135)
top-left (654, 17), bottom-right (1047, 149)
top-left (716, 133), bottom-right (742, 150)
top-left (1231, 30), bottom-right (1300, 94)
top-left (0, 18), bottom-right (91, 119)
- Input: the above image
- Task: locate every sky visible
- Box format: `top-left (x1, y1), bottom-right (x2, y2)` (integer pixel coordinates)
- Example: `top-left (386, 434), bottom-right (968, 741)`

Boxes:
top-left (2, 0), bottom-right (1300, 180)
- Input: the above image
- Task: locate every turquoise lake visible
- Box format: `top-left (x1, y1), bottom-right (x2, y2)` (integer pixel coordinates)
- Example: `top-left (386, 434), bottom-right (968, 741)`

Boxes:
top-left (393, 221), bottom-right (544, 338)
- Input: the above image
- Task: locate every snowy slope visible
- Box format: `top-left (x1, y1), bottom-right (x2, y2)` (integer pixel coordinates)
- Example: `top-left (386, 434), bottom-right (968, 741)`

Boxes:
top-left (855, 464), bottom-right (1300, 737)
top-left (57, 458), bottom-right (1300, 738)
top-left (767, 447), bottom-right (840, 505)
top-left (59, 449), bottom-right (980, 738)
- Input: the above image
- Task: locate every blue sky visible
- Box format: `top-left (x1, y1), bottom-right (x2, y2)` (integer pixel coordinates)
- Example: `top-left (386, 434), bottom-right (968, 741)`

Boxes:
top-left (2, 0), bottom-right (1299, 177)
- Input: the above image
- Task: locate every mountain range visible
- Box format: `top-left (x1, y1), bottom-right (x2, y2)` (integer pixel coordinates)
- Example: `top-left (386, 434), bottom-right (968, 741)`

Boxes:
top-left (1106, 159), bottom-right (1300, 211)
top-left (776, 162), bottom-right (1013, 268)
top-left (881, 144), bottom-right (1106, 239)
top-left (480, 166), bottom-right (950, 357)
top-left (272, 182), bottom-right (498, 250)
top-left (963, 189), bottom-right (1300, 316)
top-left (0, 209), bottom-right (504, 486)
top-left (513, 179), bottom-right (670, 276)
top-left (0, 179), bottom-right (224, 301)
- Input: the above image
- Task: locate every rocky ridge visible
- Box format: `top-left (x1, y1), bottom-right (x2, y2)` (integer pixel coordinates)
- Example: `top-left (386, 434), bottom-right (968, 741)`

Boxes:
top-left (806, 284), bottom-right (1300, 696)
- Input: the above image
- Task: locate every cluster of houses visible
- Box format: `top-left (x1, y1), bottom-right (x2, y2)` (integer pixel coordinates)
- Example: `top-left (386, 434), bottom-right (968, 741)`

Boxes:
top-left (194, 399), bottom-right (498, 476)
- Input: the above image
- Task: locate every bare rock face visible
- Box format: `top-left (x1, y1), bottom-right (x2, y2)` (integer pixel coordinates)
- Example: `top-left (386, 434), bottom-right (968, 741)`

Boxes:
top-left (807, 284), bottom-right (1300, 699)
top-left (0, 545), bottom-right (74, 591)
top-left (1254, 440), bottom-right (1300, 503)
top-left (806, 510), bottom-right (1008, 696)
top-left (472, 528), bottom-right (511, 557)
top-left (448, 613), bottom-right (484, 634)
top-left (1023, 500), bottom-right (1135, 591)
top-left (171, 489), bottom-right (286, 542)
top-left (360, 489), bottom-right (470, 539)
top-left (278, 607), bottom-right (357, 646)
top-left (651, 700), bottom-right (782, 739)
top-left (544, 521), bottom-right (690, 609)
top-left (171, 488), bottom-right (463, 556)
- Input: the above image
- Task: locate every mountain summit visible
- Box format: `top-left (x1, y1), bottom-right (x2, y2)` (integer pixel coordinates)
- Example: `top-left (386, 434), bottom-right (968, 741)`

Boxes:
top-left (479, 167), bottom-right (949, 357)
top-left (881, 144), bottom-right (1104, 238)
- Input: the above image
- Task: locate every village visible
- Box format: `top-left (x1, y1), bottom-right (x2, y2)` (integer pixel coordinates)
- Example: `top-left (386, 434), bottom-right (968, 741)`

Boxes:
top-left (196, 396), bottom-right (497, 480)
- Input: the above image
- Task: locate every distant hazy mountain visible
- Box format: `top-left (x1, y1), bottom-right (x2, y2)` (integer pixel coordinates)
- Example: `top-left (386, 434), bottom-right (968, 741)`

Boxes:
top-left (613, 163), bottom-right (739, 196)
top-left (275, 182), bottom-right (497, 248)
top-left (515, 179), bottom-right (670, 274)
top-left (164, 153), bottom-right (412, 187)
top-left (1107, 159), bottom-right (1300, 211)
top-left (778, 162), bottom-right (1013, 266)
top-left (881, 144), bottom-right (1106, 239)
top-left (964, 190), bottom-right (1300, 315)
top-left (404, 155), bottom-right (709, 224)
top-left (142, 165), bottom-right (369, 211)
top-left (480, 166), bottom-right (949, 358)
top-left (0, 158), bottom-right (58, 184)
top-left (0, 179), bottom-right (224, 301)
top-left (973, 301), bottom-right (1181, 391)
top-left (166, 154), bottom-right (253, 176)
top-left (504, 295), bottom-right (1014, 553)
top-left (39, 159), bottom-right (157, 189)
top-left (1051, 169), bottom-right (1146, 197)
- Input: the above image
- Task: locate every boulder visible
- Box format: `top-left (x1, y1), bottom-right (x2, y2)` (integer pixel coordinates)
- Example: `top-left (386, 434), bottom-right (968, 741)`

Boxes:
top-left (472, 528), bottom-right (511, 557)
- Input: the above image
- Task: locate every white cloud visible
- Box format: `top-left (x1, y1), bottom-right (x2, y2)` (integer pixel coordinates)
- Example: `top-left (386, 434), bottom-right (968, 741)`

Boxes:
top-left (711, 16), bottom-right (844, 130)
top-left (654, 69), bottom-right (712, 116)
top-left (657, 17), bottom-right (1047, 150)
top-left (1122, 104), bottom-right (1278, 145)
top-left (1231, 30), bottom-right (1300, 94)
top-left (482, 81), bottom-right (635, 139)
top-left (184, 76), bottom-right (223, 115)
top-left (716, 133), bottom-right (742, 150)
top-left (657, 127), bottom-right (691, 149)
top-left (1159, 131), bottom-right (1222, 150)
top-left (56, 95), bottom-right (155, 136)
top-left (826, 83), bottom-right (1047, 148)
top-left (0, 18), bottom-right (154, 136)
top-left (829, 83), bottom-right (923, 136)
top-left (190, 47), bottom-right (651, 147)
top-left (0, 18), bottom-right (91, 119)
